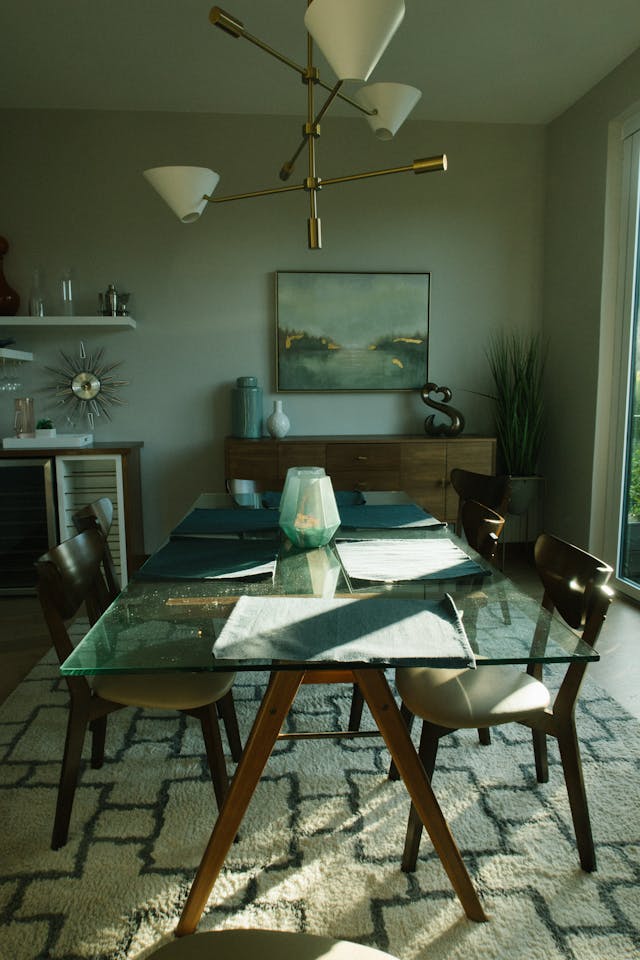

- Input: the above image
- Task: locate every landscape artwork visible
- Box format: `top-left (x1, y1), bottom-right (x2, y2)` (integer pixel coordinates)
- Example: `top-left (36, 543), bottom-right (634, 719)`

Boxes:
top-left (276, 271), bottom-right (430, 392)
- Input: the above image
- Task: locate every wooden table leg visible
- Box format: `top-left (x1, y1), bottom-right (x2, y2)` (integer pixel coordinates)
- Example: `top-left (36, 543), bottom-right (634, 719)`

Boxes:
top-left (354, 668), bottom-right (487, 923)
top-left (176, 670), bottom-right (305, 936)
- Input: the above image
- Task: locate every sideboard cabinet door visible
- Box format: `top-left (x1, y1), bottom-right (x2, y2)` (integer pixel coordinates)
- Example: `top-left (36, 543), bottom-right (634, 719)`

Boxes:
top-left (444, 438), bottom-right (497, 521)
top-left (225, 439), bottom-right (280, 490)
top-left (400, 441), bottom-right (447, 516)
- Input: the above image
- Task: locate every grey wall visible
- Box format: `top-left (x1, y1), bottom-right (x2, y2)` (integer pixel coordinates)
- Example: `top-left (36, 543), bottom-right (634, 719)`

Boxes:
top-left (542, 47), bottom-right (640, 549)
top-left (0, 109), bottom-right (545, 552)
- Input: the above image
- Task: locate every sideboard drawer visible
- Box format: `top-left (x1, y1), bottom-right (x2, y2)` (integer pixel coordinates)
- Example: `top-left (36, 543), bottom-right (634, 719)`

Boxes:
top-left (328, 467), bottom-right (402, 491)
top-left (326, 442), bottom-right (401, 490)
top-left (326, 443), bottom-right (400, 472)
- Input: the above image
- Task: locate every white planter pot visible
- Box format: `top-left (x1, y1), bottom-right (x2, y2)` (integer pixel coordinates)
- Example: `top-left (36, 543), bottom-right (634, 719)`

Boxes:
top-left (507, 475), bottom-right (543, 516)
top-left (35, 428), bottom-right (57, 439)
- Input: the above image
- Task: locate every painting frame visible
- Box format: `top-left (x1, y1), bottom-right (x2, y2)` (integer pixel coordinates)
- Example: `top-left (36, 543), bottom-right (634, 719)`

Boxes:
top-left (275, 271), bottom-right (430, 393)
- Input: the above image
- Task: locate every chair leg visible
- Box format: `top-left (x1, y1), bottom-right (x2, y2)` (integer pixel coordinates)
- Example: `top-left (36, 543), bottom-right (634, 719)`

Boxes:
top-left (217, 690), bottom-right (242, 763)
top-left (388, 702), bottom-right (415, 781)
top-left (401, 721), bottom-right (442, 872)
top-left (198, 704), bottom-right (230, 811)
top-left (348, 683), bottom-right (365, 731)
top-left (90, 715), bottom-right (107, 768)
top-left (557, 722), bottom-right (596, 871)
top-left (532, 727), bottom-right (549, 782)
top-left (478, 727), bottom-right (491, 746)
top-left (52, 704), bottom-right (89, 850)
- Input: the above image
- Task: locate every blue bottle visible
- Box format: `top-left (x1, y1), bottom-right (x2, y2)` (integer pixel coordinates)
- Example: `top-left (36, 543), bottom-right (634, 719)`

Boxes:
top-left (231, 376), bottom-right (263, 438)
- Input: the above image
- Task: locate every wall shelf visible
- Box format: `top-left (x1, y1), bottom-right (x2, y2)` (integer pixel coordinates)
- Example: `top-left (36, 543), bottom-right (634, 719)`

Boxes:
top-left (0, 347), bottom-right (34, 362)
top-left (0, 316), bottom-right (136, 328)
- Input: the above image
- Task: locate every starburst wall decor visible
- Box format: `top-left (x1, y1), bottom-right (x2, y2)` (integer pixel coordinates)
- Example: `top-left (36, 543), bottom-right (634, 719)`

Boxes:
top-left (44, 341), bottom-right (128, 429)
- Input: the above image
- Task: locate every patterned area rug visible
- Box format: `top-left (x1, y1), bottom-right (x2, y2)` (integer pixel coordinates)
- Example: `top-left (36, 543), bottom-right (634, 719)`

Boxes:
top-left (1, 652), bottom-right (639, 960)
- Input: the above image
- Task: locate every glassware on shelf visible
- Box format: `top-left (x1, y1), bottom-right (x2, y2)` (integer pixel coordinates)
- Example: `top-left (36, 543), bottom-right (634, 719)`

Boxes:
top-left (0, 359), bottom-right (22, 392)
top-left (29, 268), bottom-right (46, 316)
top-left (14, 397), bottom-right (35, 437)
top-left (60, 269), bottom-right (74, 316)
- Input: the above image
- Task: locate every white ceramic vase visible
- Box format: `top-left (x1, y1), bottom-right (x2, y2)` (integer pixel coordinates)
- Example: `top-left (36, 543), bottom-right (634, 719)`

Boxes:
top-left (266, 399), bottom-right (290, 439)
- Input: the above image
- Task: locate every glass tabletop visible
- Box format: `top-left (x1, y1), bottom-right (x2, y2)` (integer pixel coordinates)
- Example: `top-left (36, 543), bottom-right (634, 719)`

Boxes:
top-left (60, 496), bottom-right (598, 676)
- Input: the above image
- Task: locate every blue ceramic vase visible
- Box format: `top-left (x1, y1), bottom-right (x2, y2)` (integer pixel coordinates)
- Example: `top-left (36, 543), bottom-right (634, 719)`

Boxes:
top-left (231, 376), bottom-right (263, 438)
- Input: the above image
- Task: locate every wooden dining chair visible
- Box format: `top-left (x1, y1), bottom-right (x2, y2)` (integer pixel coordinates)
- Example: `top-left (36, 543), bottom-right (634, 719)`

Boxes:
top-left (385, 498), bottom-right (507, 764)
top-left (73, 497), bottom-right (243, 765)
top-left (36, 527), bottom-right (241, 849)
top-left (144, 928), bottom-right (400, 960)
top-left (394, 532), bottom-right (613, 874)
top-left (72, 495), bottom-right (121, 597)
top-left (449, 468), bottom-right (511, 561)
top-left (350, 499), bottom-right (507, 739)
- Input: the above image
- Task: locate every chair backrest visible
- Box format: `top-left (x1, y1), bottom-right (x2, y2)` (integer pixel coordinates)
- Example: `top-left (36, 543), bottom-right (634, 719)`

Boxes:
top-left (534, 533), bottom-right (613, 635)
top-left (72, 497), bottom-right (120, 599)
top-left (225, 478), bottom-right (263, 508)
top-left (450, 468), bottom-right (511, 535)
top-left (35, 528), bottom-right (111, 671)
top-left (461, 499), bottom-right (505, 564)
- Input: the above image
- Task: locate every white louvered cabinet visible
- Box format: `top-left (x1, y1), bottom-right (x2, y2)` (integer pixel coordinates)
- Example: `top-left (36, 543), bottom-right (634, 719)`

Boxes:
top-left (53, 443), bottom-right (144, 587)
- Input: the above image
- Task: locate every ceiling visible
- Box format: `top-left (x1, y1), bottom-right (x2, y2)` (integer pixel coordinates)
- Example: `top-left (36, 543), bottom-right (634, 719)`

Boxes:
top-left (2, 1), bottom-right (640, 125)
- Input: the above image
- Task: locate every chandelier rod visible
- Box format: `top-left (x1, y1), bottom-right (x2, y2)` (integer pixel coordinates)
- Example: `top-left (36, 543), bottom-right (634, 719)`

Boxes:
top-left (280, 80), bottom-right (344, 182)
top-left (206, 156), bottom-right (446, 205)
top-left (209, 6), bottom-right (375, 118)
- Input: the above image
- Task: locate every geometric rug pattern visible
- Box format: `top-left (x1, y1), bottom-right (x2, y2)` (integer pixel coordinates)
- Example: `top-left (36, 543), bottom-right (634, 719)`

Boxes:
top-left (1, 652), bottom-right (639, 960)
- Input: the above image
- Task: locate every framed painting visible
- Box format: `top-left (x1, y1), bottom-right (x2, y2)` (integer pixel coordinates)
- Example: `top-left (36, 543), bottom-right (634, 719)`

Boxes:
top-left (275, 271), bottom-right (430, 392)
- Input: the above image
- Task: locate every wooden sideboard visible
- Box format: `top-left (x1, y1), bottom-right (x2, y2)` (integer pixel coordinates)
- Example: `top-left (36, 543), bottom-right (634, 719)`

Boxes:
top-left (225, 435), bottom-right (496, 522)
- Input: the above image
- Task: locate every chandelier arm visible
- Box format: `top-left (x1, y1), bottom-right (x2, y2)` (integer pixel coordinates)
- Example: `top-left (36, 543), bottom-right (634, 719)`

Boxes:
top-left (208, 182), bottom-right (306, 204)
top-left (210, 6), bottom-right (308, 79)
top-left (230, 27), bottom-right (373, 116)
top-left (210, 7), bottom-right (374, 116)
top-left (318, 82), bottom-right (376, 116)
top-left (320, 155), bottom-right (447, 188)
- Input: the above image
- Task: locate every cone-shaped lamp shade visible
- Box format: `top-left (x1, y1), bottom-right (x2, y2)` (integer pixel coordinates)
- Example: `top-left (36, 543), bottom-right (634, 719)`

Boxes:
top-left (143, 166), bottom-right (220, 223)
top-left (304, 0), bottom-right (405, 82)
top-left (356, 82), bottom-right (421, 139)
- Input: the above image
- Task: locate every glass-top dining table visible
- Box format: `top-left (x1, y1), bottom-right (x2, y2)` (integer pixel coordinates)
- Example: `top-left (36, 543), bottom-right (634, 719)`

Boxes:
top-left (60, 491), bottom-right (598, 935)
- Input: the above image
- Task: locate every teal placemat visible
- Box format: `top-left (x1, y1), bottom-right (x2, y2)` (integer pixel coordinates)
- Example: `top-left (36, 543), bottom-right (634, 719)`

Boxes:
top-left (338, 503), bottom-right (445, 530)
top-left (262, 489), bottom-right (366, 510)
top-left (134, 537), bottom-right (279, 581)
top-left (171, 508), bottom-right (280, 537)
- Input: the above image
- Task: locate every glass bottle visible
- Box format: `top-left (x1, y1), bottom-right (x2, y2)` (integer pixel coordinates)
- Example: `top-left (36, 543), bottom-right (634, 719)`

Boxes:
top-left (29, 268), bottom-right (46, 317)
top-left (60, 269), bottom-right (74, 316)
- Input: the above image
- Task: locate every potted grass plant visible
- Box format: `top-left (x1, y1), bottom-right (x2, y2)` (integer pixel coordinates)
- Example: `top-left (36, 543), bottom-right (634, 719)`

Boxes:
top-left (486, 330), bottom-right (546, 515)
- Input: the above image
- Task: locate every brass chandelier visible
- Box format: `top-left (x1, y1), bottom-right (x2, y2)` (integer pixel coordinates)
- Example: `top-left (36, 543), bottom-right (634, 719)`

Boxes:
top-left (144, 0), bottom-right (447, 249)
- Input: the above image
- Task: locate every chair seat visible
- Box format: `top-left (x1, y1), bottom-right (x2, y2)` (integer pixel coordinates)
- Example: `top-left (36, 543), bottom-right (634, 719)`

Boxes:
top-left (146, 928), bottom-right (399, 960)
top-left (92, 671), bottom-right (236, 710)
top-left (396, 662), bottom-right (551, 729)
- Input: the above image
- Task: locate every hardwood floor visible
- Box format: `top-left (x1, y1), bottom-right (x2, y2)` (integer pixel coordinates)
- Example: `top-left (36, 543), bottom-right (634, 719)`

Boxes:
top-left (0, 595), bottom-right (51, 705)
top-left (2, 554), bottom-right (639, 718)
